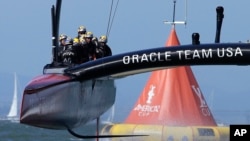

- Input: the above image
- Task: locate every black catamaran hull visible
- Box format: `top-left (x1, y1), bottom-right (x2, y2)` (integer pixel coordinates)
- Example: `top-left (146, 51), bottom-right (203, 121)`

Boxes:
top-left (20, 74), bottom-right (116, 129)
top-left (20, 43), bottom-right (250, 130)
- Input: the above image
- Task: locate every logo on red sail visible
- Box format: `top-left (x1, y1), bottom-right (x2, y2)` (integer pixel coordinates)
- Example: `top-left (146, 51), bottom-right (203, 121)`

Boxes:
top-left (146, 85), bottom-right (156, 104)
top-left (192, 85), bottom-right (211, 116)
top-left (134, 85), bottom-right (161, 117)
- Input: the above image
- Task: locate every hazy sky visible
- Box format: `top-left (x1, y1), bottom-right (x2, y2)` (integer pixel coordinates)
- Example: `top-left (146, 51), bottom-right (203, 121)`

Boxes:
top-left (1, 0), bottom-right (250, 123)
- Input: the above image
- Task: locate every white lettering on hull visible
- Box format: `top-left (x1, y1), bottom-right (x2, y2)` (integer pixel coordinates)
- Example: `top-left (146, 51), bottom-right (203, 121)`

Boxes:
top-left (123, 47), bottom-right (243, 64)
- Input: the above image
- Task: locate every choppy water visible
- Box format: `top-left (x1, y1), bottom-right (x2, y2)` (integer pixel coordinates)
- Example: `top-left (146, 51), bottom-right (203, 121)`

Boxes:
top-left (0, 120), bottom-right (97, 141)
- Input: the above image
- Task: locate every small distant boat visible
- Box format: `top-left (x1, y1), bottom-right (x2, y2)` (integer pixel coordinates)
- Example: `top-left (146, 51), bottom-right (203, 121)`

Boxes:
top-left (7, 73), bottom-right (19, 122)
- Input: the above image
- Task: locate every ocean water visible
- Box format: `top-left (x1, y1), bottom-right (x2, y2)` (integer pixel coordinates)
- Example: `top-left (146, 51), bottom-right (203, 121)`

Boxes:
top-left (0, 120), bottom-right (97, 141)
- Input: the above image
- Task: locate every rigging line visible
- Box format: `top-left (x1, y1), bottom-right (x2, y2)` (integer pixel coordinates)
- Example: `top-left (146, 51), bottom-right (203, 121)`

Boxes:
top-left (106, 0), bottom-right (114, 36)
top-left (107, 0), bottom-right (120, 37)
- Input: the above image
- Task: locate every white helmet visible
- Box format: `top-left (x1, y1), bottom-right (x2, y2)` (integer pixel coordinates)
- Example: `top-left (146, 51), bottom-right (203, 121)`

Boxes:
top-left (85, 31), bottom-right (93, 38)
top-left (59, 34), bottom-right (67, 41)
top-left (99, 35), bottom-right (108, 43)
top-left (78, 25), bottom-right (86, 33)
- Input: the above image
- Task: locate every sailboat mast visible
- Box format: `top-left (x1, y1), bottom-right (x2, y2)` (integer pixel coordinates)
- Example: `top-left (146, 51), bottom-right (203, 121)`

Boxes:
top-left (163, 0), bottom-right (187, 27)
top-left (51, 0), bottom-right (62, 64)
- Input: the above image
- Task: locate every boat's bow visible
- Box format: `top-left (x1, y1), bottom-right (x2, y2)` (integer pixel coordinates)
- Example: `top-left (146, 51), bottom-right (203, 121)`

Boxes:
top-left (20, 72), bottom-right (116, 129)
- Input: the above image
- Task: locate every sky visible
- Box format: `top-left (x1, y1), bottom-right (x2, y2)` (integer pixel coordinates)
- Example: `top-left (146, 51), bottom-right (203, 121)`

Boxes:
top-left (1, 0), bottom-right (250, 124)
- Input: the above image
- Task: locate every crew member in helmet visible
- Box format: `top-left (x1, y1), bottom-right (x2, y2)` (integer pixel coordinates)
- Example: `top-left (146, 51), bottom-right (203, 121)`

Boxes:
top-left (58, 34), bottom-right (76, 65)
top-left (77, 25), bottom-right (87, 38)
top-left (73, 25), bottom-right (87, 46)
top-left (59, 34), bottom-right (69, 46)
top-left (58, 34), bottom-right (68, 62)
top-left (96, 35), bottom-right (112, 59)
top-left (83, 31), bottom-right (98, 61)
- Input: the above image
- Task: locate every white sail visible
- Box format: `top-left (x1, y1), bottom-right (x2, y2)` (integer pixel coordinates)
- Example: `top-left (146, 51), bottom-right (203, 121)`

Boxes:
top-left (107, 105), bottom-right (115, 122)
top-left (102, 104), bottom-right (115, 124)
top-left (7, 73), bottom-right (18, 119)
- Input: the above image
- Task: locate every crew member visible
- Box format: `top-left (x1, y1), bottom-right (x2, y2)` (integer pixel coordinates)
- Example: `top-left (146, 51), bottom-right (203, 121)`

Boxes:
top-left (96, 35), bottom-right (112, 58)
top-left (58, 34), bottom-right (76, 65)
top-left (73, 25), bottom-right (87, 46)
top-left (83, 31), bottom-right (98, 61)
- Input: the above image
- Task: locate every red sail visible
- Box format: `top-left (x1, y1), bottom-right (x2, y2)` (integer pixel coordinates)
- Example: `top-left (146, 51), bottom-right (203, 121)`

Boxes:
top-left (125, 29), bottom-right (217, 126)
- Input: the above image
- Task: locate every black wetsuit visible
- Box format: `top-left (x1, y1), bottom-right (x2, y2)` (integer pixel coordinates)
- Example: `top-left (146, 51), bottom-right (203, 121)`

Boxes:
top-left (83, 42), bottom-right (97, 61)
top-left (96, 43), bottom-right (112, 59)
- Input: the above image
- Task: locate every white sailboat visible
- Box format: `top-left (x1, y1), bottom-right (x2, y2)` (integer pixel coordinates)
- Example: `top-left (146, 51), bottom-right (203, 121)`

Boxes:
top-left (7, 73), bottom-right (19, 122)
